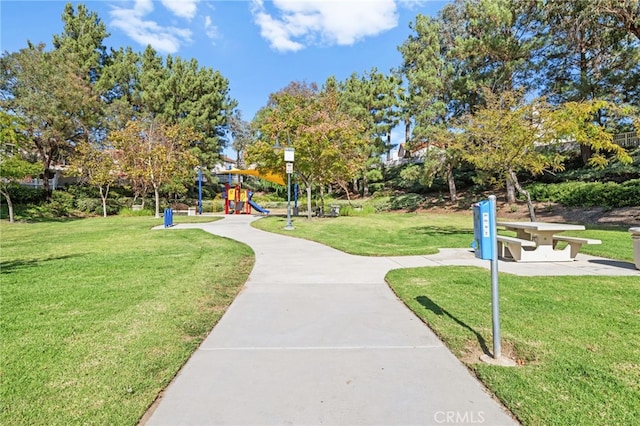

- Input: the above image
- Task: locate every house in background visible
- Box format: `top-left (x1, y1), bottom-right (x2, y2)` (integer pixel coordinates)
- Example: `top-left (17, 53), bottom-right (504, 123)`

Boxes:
top-left (213, 155), bottom-right (238, 185)
top-left (385, 142), bottom-right (426, 166)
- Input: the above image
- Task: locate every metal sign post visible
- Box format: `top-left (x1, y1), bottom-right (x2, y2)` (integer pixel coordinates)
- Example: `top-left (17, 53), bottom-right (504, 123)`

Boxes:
top-left (488, 195), bottom-right (501, 359)
top-left (474, 195), bottom-right (515, 366)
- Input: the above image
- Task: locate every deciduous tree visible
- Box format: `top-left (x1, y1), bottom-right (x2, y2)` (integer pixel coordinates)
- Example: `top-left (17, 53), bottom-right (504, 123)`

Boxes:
top-left (460, 88), bottom-right (633, 219)
top-left (0, 44), bottom-right (100, 200)
top-left (68, 141), bottom-right (120, 217)
top-left (459, 88), bottom-right (564, 220)
top-left (0, 111), bottom-right (40, 222)
top-left (248, 82), bottom-right (368, 218)
top-left (110, 119), bottom-right (199, 217)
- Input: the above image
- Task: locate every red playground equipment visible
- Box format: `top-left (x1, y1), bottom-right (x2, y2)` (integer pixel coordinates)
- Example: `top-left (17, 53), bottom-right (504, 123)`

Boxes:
top-left (223, 184), bottom-right (270, 214)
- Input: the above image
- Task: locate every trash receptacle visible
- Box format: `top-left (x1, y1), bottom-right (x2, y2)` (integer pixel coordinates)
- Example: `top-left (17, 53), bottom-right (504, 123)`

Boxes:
top-left (630, 227), bottom-right (640, 270)
top-left (164, 208), bottom-right (173, 228)
top-left (330, 205), bottom-right (340, 217)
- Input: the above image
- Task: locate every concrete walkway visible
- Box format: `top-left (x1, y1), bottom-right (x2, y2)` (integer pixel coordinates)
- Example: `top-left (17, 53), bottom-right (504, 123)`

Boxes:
top-left (144, 215), bottom-right (638, 426)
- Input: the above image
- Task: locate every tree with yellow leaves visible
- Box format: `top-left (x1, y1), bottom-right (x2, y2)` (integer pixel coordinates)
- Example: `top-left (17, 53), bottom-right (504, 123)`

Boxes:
top-left (68, 141), bottom-right (121, 217)
top-left (110, 118), bottom-right (199, 218)
top-left (460, 87), bottom-right (633, 221)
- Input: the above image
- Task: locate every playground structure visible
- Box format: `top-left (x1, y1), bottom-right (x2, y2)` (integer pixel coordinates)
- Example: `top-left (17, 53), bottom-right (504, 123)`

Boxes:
top-left (219, 168), bottom-right (287, 215)
top-left (218, 168), bottom-right (304, 216)
top-left (223, 184), bottom-right (270, 215)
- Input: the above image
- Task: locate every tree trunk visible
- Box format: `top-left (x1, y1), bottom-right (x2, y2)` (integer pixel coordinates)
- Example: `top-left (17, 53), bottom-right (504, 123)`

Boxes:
top-left (336, 179), bottom-right (352, 205)
top-left (306, 184), bottom-right (312, 220)
top-left (508, 170), bottom-right (536, 221)
top-left (505, 176), bottom-right (516, 203)
top-left (99, 185), bottom-right (109, 218)
top-left (405, 119), bottom-right (411, 146)
top-left (1, 189), bottom-right (14, 223)
top-left (353, 178), bottom-right (359, 195)
top-left (42, 168), bottom-right (53, 202)
top-left (446, 162), bottom-right (457, 203)
top-left (386, 132), bottom-right (391, 161)
top-left (363, 174), bottom-right (369, 197)
top-left (580, 144), bottom-right (592, 166)
top-left (154, 186), bottom-right (161, 218)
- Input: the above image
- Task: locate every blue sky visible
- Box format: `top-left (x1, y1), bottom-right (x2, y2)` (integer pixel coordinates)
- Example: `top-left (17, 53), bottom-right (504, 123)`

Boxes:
top-left (1, 0), bottom-right (449, 155)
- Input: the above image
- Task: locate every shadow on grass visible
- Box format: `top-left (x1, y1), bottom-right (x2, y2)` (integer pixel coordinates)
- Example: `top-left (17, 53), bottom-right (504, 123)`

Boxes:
top-left (1, 216), bottom-right (86, 224)
top-left (0, 255), bottom-right (81, 274)
top-left (407, 226), bottom-right (473, 236)
top-left (416, 295), bottom-right (491, 356)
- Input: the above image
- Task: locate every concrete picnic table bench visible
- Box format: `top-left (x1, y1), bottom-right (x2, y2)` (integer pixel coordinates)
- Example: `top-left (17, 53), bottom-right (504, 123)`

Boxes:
top-left (496, 221), bottom-right (601, 262)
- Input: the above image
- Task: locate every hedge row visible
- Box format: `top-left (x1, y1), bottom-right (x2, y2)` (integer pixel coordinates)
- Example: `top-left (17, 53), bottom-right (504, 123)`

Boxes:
top-left (526, 179), bottom-right (640, 208)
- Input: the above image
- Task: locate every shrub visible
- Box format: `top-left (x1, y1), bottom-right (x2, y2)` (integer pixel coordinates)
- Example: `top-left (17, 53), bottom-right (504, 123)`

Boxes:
top-left (49, 190), bottom-right (75, 216)
top-left (7, 185), bottom-right (44, 204)
top-left (368, 182), bottom-right (386, 194)
top-left (339, 204), bottom-right (375, 217)
top-left (119, 207), bottom-right (153, 217)
top-left (526, 179), bottom-right (640, 208)
top-left (96, 200), bottom-right (121, 216)
top-left (372, 189), bottom-right (392, 198)
top-left (76, 197), bottom-right (102, 214)
top-left (66, 184), bottom-right (100, 199)
top-left (399, 164), bottom-right (422, 190)
top-left (371, 197), bottom-right (391, 212)
top-left (389, 193), bottom-right (424, 211)
top-left (253, 192), bottom-right (285, 203)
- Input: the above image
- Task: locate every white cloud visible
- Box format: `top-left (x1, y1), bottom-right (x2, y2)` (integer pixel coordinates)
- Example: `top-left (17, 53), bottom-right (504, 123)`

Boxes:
top-left (109, 0), bottom-right (195, 54)
top-left (160, 0), bottom-right (200, 20)
top-left (397, 0), bottom-right (433, 9)
top-left (251, 0), bottom-right (398, 52)
top-left (204, 15), bottom-right (218, 40)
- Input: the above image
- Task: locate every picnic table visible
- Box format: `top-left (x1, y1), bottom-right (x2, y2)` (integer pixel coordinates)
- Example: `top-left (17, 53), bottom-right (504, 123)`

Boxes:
top-left (496, 221), bottom-right (601, 262)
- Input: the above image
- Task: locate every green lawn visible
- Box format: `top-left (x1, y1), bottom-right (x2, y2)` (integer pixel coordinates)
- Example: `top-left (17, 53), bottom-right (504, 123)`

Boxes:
top-left (0, 216), bottom-right (253, 425)
top-left (252, 213), bottom-right (475, 255)
top-left (386, 267), bottom-right (640, 425)
top-left (254, 212), bottom-right (635, 261)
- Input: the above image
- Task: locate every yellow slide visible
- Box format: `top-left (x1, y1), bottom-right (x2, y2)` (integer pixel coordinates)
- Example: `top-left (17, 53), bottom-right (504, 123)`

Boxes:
top-left (224, 168), bottom-right (286, 186)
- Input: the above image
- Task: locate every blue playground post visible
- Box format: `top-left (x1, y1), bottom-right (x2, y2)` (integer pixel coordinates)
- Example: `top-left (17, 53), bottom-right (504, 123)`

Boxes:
top-left (198, 168), bottom-right (203, 215)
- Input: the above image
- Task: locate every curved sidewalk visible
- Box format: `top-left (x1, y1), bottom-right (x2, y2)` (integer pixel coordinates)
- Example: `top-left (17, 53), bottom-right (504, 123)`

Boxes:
top-left (144, 215), bottom-right (637, 425)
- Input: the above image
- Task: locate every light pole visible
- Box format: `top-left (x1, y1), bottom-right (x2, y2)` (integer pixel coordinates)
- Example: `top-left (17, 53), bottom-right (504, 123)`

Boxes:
top-left (284, 147), bottom-right (294, 230)
top-left (197, 167), bottom-right (203, 215)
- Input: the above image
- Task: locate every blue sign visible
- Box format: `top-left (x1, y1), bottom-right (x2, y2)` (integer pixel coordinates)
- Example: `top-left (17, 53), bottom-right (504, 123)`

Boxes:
top-left (473, 199), bottom-right (496, 260)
